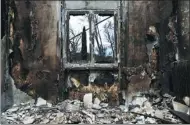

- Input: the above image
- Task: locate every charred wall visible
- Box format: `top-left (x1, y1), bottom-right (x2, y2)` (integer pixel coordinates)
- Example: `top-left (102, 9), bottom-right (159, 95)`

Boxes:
top-left (177, 0), bottom-right (190, 60)
top-left (159, 0), bottom-right (190, 97)
top-left (126, 1), bottom-right (173, 67)
top-left (1, 0), bottom-right (189, 105)
top-left (4, 0), bottom-right (62, 103)
top-left (121, 1), bottom-right (172, 94)
top-left (122, 0), bottom-right (189, 99)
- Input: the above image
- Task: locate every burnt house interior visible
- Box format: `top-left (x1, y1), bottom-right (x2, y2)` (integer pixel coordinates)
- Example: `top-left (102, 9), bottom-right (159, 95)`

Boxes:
top-left (1, 0), bottom-right (190, 124)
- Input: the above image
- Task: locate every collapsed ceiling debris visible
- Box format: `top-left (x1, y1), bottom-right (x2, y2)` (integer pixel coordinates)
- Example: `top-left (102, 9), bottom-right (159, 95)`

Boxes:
top-left (1, 90), bottom-right (189, 124)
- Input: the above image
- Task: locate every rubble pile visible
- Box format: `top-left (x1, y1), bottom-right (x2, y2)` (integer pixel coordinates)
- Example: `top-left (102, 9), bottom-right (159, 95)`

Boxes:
top-left (1, 90), bottom-right (189, 124)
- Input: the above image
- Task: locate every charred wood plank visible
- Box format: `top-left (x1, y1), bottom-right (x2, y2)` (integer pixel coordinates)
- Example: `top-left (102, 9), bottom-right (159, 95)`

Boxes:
top-left (130, 111), bottom-right (177, 124)
top-left (168, 109), bottom-right (190, 124)
top-left (81, 26), bottom-right (87, 60)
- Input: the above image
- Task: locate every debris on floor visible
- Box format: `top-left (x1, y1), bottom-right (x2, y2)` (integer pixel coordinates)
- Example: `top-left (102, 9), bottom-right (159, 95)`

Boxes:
top-left (183, 96), bottom-right (190, 106)
top-left (172, 97), bottom-right (190, 115)
top-left (1, 89), bottom-right (186, 124)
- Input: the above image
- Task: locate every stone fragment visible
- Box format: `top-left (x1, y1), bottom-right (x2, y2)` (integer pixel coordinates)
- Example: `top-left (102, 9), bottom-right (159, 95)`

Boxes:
top-left (35, 115), bottom-right (43, 119)
top-left (47, 102), bottom-right (52, 107)
top-left (57, 100), bottom-right (67, 111)
top-left (46, 113), bottom-right (51, 118)
top-left (5, 116), bottom-right (17, 122)
top-left (162, 93), bottom-right (172, 98)
top-left (20, 103), bottom-right (25, 106)
top-left (131, 107), bottom-right (141, 113)
top-left (70, 116), bottom-right (81, 124)
top-left (100, 119), bottom-right (111, 124)
top-left (18, 111), bottom-right (24, 117)
top-left (24, 105), bottom-right (30, 110)
top-left (82, 110), bottom-right (95, 121)
top-left (65, 102), bottom-right (80, 112)
top-left (40, 119), bottom-right (49, 124)
top-left (57, 112), bottom-right (64, 117)
top-left (123, 121), bottom-right (132, 124)
top-left (100, 103), bottom-right (108, 108)
top-left (35, 98), bottom-right (47, 106)
top-left (143, 100), bottom-right (152, 107)
top-left (116, 119), bottom-right (123, 124)
top-left (92, 104), bottom-right (102, 110)
top-left (153, 97), bottom-right (162, 104)
top-left (55, 116), bottom-right (65, 124)
top-left (73, 100), bottom-right (82, 105)
top-left (22, 116), bottom-right (35, 124)
top-left (145, 117), bottom-right (156, 124)
top-left (101, 108), bottom-right (110, 113)
top-left (7, 107), bottom-right (19, 112)
top-left (51, 113), bottom-right (57, 116)
top-left (49, 115), bottom-right (55, 120)
top-left (119, 105), bottom-right (128, 112)
top-left (183, 96), bottom-right (190, 106)
top-left (131, 96), bottom-right (147, 107)
top-left (97, 113), bottom-right (104, 118)
top-left (90, 109), bottom-right (99, 114)
top-left (94, 97), bottom-right (101, 105)
top-left (154, 110), bottom-right (164, 119)
top-left (172, 97), bottom-right (189, 114)
top-left (49, 120), bottom-right (59, 124)
top-left (114, 118), bottom-right (119, 122)
top-left (111, 113), bottom-right (117, 118)
top-left (83, 93), bottom-right (93, 109)
top-left (86, 117), bottom-right (93, 124)
top-left (135, 116), bottom-right (145, 124)
top-left (13, 104), bottom-right (17, 107)
top-left (143, 101), bottom-right (154, 115)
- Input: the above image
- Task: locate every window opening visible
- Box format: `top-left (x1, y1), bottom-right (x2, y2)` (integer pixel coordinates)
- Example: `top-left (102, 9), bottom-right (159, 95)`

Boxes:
top-left (68, 14), bottom-right (90, 63)
top-left (94, 14), bottom-right (115, 63)
top-left (63, 10), bottom-right (119, 87)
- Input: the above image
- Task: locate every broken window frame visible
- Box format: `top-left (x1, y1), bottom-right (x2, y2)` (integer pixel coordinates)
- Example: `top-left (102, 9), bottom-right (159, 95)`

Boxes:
top-left (67, 11), bottom-right (90, 63)
top-left (62, 9), bottom-right (120, 70)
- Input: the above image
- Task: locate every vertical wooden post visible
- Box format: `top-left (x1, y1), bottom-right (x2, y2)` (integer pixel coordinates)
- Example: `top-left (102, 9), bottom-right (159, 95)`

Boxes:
top-left (81, 26), bottom-right (87, 60)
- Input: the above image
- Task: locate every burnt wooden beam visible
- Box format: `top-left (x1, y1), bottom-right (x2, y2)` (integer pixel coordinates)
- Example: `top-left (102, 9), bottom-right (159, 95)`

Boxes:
top-left (168, 109), bottom-right (190, 124)
top-left (64, 63), bottom-right (118, 70)
top-left (81, 26), bottom-right (87, 60)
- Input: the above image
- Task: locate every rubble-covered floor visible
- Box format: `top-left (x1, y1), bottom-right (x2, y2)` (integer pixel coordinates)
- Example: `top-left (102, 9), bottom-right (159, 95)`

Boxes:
top-left (1, 89), bottom-right (189, 124)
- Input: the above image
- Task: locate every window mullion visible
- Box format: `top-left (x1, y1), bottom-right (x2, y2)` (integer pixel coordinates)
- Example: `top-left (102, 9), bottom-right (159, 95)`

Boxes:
top-left (89, 11), bottom-right (95, 64)
top-left (114, 11), bottom-right (118, 63)
top-left (66, 12), bottom-right (70, 63)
